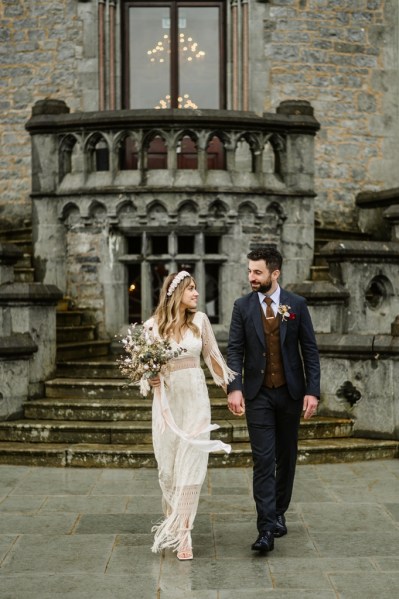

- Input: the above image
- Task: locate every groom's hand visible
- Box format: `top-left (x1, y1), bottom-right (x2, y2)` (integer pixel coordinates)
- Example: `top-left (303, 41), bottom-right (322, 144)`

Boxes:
top-left (227, 390), bottom-right (245, 417)
top-left (303, 395), bottom-right (318, 419)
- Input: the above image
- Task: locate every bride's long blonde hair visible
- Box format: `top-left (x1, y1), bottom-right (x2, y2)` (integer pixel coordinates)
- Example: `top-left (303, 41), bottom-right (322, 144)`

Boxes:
top-left (154, 272), bottom-right (200, 340)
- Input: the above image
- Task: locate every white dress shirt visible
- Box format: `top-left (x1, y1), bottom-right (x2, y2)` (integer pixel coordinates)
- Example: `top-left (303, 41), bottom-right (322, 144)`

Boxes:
top-left (258, 285), bottom-right (280, 317)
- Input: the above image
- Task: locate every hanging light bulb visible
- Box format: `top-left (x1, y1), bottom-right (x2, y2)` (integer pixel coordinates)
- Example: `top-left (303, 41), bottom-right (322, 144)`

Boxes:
top-left (155, 93), bottom-right (198, 110)
top-left (147, 30), bottom-right (205, 63)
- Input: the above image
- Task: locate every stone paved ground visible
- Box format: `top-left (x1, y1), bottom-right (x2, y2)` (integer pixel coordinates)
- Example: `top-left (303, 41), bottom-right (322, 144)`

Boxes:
top-left (0, 460), bottom-right (398, 599)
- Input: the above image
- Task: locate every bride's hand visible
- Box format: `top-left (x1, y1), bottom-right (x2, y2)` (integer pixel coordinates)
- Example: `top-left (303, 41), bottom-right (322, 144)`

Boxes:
top-left (148, 376), bottom-right (161, 387)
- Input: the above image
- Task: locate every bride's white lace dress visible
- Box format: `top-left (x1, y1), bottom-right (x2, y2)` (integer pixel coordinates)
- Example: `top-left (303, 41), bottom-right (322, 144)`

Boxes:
top-left (143, 311), bottom-right (235, 554)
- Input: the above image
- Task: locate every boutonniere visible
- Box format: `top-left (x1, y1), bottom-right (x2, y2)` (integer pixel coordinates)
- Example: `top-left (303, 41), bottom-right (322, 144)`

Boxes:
top-left (278, 304), bottom-right (296, 322)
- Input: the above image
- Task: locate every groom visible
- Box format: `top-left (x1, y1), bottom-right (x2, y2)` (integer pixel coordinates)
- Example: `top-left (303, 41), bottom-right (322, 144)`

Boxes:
top-left (227, 247), bottom-right (320, 552)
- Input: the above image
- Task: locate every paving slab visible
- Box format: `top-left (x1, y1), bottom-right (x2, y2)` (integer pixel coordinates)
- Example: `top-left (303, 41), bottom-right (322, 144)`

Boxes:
top-left (0, 575), bottom-right (158, 599)
top-left (0, 534), bottom-right (115, 574)
top-left (0, 459), bottom-right (398, 598)
top-left (0, 495), bottom-right (46, 513)
top-left (40, 495), bottom-right (129, 514)
top-left (0, 535), bottom-right (16, 562)
top-left (0, 513), bottom-right (78, 535)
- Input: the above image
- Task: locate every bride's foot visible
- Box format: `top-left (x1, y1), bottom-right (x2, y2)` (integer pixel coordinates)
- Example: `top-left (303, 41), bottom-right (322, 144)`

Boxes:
top-left (177, 530), bottom-right (193, 560)
top-left (177, 547), bottom-right (193, 560)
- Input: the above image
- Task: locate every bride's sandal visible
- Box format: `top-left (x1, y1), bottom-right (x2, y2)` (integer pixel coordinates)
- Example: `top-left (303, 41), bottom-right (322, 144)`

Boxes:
top-left (177, 530), bottom-right (193, 560)
top-left (177, 547), bottom-right (193, 560)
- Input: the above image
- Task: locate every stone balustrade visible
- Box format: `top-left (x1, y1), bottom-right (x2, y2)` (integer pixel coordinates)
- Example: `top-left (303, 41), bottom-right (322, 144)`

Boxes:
top-left (356, 187), bottom-right (399, 242)
top-left (26, 99), bottom-right (320, 195)
top-left (0, 244), bottom-right (62, 419)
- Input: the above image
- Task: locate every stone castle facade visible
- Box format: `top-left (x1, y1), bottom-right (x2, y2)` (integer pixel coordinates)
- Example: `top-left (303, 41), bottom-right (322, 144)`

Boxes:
top-left (1, 0), bottom-right (399, 437)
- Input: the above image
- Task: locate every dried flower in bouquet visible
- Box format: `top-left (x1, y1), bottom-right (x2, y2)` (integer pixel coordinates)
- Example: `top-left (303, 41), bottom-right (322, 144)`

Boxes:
top-left (118, 323), bottom-right (186, 396)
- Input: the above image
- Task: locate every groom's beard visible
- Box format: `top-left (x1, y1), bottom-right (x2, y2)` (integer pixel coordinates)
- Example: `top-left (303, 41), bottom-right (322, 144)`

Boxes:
top-left (251, 280), bottom-right (272, 294)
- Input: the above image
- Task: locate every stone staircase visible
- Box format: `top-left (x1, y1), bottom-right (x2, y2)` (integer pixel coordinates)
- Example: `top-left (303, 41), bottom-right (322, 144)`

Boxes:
top-left (56, 305), bottom-right (110, 362)
top-left (0, 224), bottom-right (35, 282)
top-left (310, 226), bottom-right (372, 282)
top-left (0, 353), bottom-right (397, 467)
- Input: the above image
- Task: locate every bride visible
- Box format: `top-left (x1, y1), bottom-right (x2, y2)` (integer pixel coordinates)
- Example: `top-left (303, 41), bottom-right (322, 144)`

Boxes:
top-left (145, 271), bottom-right (236, 560)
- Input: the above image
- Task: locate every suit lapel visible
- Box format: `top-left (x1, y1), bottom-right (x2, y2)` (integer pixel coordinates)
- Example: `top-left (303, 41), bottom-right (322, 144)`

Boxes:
top-left (249, 292), bottom-right (266, 348)
top-left (279, 288), bottom-right (289, 346)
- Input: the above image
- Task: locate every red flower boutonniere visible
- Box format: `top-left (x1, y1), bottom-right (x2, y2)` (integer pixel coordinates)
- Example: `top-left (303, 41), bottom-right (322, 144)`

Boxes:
top-left (277, 304), bottom-right (296, 322)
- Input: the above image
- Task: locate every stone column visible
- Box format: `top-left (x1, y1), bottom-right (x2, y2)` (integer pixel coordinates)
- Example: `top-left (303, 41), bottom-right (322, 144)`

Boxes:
top-left (0, 245), bottom-right (36, 419)
top-left (275, 99), bottom-right (318, 192)
top-left (0, 334), bottom-right (37, 420)
top-left (29, 99), bottom-right (71, 292)
top-left (0, 243), bottom-right (63, 402)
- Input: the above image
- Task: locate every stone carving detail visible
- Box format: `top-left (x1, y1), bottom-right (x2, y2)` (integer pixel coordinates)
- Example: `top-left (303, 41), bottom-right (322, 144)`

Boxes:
top-left (147, 201), bottom-right (169, 225)
top-left (238, 201), bottom-right (258, 226)
top-left (55, 126), bottom-right (290, 182)
top-left (178, 201), bottom-right (198, 226)
top-left (265, 201), bottom-right (286, 235)
top-left (117, 199), bottom-right (137, 225)
top-left (89, 201), bottom-right (107, 224)
top-left (208, 199), bottom-right (228, 226)
top-left (62, 203), bottom-right (81, 228)
top-left (365, 274), bottom-right (393, 309)
top-left (336, 381), bottom-right (362, 407)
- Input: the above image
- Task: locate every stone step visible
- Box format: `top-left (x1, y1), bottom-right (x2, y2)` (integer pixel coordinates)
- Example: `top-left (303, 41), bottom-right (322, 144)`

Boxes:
top-left (22, 394), bottom-right (354, 436)
top-left (56, 311), bottom-right (85, 327)
top-left (0, 416), bottom-right (357, 446)
top-left (14, 268), bottom-right (35, 282)
top-left (0, 437), bottom-right (397, 468)
top-left (56, 325), bottom-right (96, 344)
top-left (312, 252), bottom-right (328, 267)
top-left (55, 358), bottom-right (218, 380)
top-left (56, 340), bottom-right (110, 361)
top-left (310, 265), bottom-right (330, 281)
top-left (0, 226), bottom-right (32, 242)
top-left (56, 359), bottom-right (121, 379)
top-left (2, 239), bottom-right (33, 255)
top-left (23, 397), bottom-right (230, 421)
top-left (44, 377), bottom-right (227, 399)
top-left (0, 418), bottom-right (241, 445)
top-left (13, 254), bottom-right (33, 268)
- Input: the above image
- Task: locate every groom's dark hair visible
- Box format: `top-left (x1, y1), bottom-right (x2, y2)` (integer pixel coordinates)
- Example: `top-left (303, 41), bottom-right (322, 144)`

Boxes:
top-left (247, 247), bottom-right (283, 272)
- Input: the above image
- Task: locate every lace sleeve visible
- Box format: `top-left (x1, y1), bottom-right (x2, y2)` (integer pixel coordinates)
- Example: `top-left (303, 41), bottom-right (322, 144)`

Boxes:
top-left (201, 313), bottom-right (237, 387)
top-left (139, 318), bottom-right (155, 397)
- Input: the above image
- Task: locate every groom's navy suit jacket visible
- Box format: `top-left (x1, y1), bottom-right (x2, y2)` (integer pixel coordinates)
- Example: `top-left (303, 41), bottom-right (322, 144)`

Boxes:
top-left (227, 288), bottom-right (320, 402)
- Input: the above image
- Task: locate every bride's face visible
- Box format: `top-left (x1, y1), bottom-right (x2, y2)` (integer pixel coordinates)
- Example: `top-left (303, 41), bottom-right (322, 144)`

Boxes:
top-left (181, 280), bottom-right (199, 310)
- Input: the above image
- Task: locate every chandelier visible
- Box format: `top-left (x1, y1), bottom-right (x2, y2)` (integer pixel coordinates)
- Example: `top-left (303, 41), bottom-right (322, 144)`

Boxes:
top-left (155, 94), bottom-right (198, 110)
top-left (147, 33), bottom-right (206, 63)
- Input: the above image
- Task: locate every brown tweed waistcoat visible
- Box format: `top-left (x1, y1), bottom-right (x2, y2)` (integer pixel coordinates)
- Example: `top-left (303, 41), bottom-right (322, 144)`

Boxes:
top-left (261, 304), bottom-right (286, 388)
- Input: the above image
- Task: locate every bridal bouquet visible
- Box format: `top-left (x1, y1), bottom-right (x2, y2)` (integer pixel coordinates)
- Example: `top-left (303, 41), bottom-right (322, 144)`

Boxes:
top-left (118, 323), bottom-right (186, 396)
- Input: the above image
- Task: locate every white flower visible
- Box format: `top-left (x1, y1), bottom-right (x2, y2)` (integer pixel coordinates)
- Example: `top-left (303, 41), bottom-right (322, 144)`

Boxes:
top-left (277, 304), bottom-right (292, 322)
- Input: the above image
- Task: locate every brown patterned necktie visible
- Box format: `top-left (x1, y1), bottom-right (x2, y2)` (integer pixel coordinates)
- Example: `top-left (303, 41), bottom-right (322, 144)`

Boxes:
top-left (264, 297), bottom-right (274, 319)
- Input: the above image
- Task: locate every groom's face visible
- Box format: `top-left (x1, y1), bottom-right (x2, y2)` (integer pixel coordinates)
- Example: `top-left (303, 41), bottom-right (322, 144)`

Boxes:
top-left (248, 260), bottom-right (280, 295)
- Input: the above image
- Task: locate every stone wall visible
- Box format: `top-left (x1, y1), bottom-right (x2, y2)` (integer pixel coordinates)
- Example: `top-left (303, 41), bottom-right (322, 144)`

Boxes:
top-left (317, 336), bottom-right (399, 439)
top-left (0, 0), bottom-right (88, 227)
top-left (258, 0), bottom-right (399, 229)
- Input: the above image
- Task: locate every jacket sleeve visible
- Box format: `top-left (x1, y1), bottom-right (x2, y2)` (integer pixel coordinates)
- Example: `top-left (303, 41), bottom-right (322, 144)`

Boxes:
top-left (298, 300), bottom-right (321, 398)
top-left (226, 300), bottom-right (245, 393)
top-left (201, 313), bottom-right (237, 387)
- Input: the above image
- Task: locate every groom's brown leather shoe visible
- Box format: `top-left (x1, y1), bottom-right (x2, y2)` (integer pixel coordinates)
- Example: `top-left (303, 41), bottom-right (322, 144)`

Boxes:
top-left (274, 514), bottom-right (287, 537)
top-left (251, 530), bottom-right (274, 552)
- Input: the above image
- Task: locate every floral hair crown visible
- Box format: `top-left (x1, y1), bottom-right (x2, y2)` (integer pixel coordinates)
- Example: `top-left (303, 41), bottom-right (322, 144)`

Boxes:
top-left (166, 271), bottom-right (191, 297)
